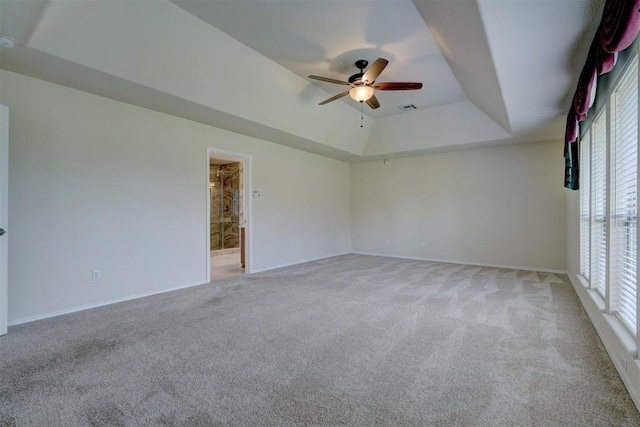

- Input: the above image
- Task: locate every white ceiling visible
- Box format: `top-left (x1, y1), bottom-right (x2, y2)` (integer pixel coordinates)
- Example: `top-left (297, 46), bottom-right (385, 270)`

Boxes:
top-left (0, 0), bottom-right (603, 161)
top-left (172, 0), bottom-right (467, 119)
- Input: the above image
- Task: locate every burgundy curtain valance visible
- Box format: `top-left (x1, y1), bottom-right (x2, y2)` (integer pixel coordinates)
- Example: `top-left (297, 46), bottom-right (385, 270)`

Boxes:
top-left (566, 110), bottom-right (579, 144)
top-left (600, 0), bottom-right (640, 53)
top-left (564, 0), bottom-right (640, 190)
top-left (573, 60), bottom-right (597, 120)
top-left (564, 109), bottom-right (580, 190)
top-left (596, 43), bottom-right (618, 75)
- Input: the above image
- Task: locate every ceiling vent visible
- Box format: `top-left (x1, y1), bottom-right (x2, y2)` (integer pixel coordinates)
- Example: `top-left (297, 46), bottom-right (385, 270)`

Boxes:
top-left (0, 35), bottom-right (14, 48)
top-left (398, 104), bottom-right (417, 111)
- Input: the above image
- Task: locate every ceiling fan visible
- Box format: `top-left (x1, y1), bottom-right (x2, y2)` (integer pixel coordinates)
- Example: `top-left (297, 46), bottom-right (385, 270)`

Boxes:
top-left (308, 58), bottom-right (423, 109)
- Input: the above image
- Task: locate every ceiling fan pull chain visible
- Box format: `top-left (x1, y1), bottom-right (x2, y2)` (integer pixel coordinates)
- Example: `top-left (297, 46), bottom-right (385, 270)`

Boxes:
top-left (360, 101), bottom-right (364, 128)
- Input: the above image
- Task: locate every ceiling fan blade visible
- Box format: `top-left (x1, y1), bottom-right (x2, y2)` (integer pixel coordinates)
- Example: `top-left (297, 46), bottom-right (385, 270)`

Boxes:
top-left (362, 58), bottom-right (389, 83)
top-left (318, 90), bottom-right (350, 105)
top-left (366, 94), bottom-right (380, 109)
top-left (373, 82), bottom-right (423, 91)
top-left (308, 75), bottom-right (351, 85)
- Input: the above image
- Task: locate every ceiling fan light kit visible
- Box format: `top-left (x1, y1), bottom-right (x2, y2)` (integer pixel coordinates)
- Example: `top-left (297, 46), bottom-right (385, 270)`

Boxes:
top-left (349, 85), bottom-right (374, 102)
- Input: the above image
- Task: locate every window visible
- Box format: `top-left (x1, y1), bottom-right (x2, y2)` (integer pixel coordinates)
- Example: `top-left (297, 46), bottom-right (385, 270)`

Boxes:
top-left (580, 54), bottom-right (639, 337)
top-left (580, 130), bottom-right (591, 280)
top-left (611, 56), bottom-right (638, 334)
top-left (591, 108), bottom-right (608, 298)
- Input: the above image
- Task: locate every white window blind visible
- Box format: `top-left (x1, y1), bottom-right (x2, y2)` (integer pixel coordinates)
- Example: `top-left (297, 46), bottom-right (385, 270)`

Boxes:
top-left (611, 57), bottom-right (638, 335)
top-left (581, 130), bottom-right (591, 280)
top-left (592, 108), bottom-right (608, 297)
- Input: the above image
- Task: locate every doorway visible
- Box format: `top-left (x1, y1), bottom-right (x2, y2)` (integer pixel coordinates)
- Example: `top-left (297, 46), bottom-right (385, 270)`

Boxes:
top-left (207, 148), bottom-right (250, 281)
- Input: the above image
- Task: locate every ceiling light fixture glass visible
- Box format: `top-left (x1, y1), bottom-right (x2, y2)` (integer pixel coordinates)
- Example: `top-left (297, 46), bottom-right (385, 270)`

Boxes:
top-left (349, 85), bottom-right (374, 102)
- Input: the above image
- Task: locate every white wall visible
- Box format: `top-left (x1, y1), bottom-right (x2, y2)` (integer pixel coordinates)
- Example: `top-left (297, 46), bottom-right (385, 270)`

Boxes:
top-left (351, 141), bottom-right (567, 271)
top-left (0, 69), bottom-right (569, 324)
top-left (0, 70), bottom-right (351, 323)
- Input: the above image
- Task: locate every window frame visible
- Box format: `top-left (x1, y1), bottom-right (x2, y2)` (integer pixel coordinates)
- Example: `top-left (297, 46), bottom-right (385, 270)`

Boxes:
top-left (579, 51), bottom-right (640, 345)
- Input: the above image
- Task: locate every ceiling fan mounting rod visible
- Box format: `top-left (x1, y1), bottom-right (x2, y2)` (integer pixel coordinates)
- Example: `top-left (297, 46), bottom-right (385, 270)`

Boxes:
top-left (349, 59), bottom-right (369, 85)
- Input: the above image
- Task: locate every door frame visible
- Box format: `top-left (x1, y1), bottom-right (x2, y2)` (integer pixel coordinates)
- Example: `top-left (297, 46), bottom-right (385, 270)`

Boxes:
top-left (206, 147), bottom-right (252, 280)
top-left (1, 105), bottom-right (8, 335)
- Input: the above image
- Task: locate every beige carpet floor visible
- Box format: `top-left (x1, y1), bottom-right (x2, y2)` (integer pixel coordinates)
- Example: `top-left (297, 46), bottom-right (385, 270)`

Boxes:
top-left (1, 254), bottom-right (638, 426)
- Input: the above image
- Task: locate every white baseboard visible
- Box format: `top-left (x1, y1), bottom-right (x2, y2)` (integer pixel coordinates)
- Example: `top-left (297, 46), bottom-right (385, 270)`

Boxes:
top-left (250, 251), bottom-right (351, 274)
top-left (7, 251), bottom-right (564, 327)
top-left (566, 273), bottom-right (640, 412)
top-left (8, 280), bottom-right (209, 327)
top-left (350, 251), bottom-right (567, 275)
top-left (9, 252), bottom-right (351, 326)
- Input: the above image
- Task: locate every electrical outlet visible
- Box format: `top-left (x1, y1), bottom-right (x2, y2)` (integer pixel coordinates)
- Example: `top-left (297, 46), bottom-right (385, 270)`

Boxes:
top-left (253, 190), bottom-right (261, 198)
top-left (385, 239), bottom-right (390, 245)
top-left (479, 244), bottom-right (485, 252)
top-left (92, 270), bottom-right (100, 281)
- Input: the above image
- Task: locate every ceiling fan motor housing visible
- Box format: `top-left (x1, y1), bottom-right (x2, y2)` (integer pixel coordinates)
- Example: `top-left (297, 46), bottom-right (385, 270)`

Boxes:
top-left (348, 73), bottom-right (364, 85)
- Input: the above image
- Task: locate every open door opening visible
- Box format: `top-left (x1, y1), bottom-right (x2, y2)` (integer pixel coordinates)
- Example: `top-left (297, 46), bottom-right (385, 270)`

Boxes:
top-left (207, 148), bottom-right (250, 281)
